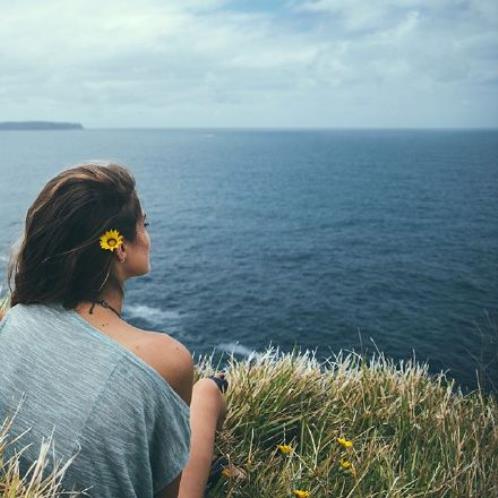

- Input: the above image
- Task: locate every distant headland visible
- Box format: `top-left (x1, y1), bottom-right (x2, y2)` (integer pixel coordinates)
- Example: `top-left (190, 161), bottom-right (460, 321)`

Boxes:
top-left (0, 121), bottom-right (83, 130)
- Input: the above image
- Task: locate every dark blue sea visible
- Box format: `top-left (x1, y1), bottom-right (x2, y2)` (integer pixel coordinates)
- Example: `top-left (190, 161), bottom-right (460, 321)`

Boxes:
top-left (1, 129), bottom-right (497, 395)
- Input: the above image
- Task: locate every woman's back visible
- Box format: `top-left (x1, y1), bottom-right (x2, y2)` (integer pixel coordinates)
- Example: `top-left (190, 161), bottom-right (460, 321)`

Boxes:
top-left (1, 162), bottom-right (227, 498)
top-left (0, 302), bottom-right (191, 497)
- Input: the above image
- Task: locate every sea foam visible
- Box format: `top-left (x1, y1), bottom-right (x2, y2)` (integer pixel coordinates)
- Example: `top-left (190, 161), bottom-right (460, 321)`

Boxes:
top-left (125, 304), bottom-right (182, 324)
top-left (216, 341), bottom-right (259, 358)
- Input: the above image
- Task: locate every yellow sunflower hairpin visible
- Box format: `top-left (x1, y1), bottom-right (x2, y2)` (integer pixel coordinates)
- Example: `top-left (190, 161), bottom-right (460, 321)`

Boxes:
top-left (99, 229), bottom-right (124, 252)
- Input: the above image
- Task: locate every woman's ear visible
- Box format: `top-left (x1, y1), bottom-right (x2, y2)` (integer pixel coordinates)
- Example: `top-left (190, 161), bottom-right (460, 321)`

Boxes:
top-left (115, 243), bottom-right (127, 264)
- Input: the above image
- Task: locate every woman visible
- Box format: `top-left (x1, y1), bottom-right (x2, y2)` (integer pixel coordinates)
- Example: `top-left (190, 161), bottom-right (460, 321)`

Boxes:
top-left (0, 162), bottom-right (226, 497)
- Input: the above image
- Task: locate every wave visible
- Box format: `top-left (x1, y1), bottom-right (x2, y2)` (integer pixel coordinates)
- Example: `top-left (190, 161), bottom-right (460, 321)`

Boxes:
top-left (125, 304), bottom-right (182, 324)
top-left (216, 341), bottom-right (259, 358)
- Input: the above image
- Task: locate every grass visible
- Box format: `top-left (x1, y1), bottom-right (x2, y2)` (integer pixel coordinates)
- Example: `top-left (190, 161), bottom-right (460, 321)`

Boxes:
top-left (1, 293), bottom-right (497, 497)
top-left (0, 411), bottom-right (81, 498)
top-left (200, 349), bottom-right (497, 498)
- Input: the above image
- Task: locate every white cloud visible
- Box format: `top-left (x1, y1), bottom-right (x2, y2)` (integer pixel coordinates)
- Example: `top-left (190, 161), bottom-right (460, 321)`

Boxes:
top-left (0, 0), bottom-right (496, 127)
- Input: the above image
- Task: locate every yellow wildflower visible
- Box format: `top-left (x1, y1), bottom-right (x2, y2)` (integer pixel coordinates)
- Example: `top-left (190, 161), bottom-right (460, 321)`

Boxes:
top-left (337, 437), bottom-right (353, 448)
top-left (277, 444), bottom-right (294, 455)
top-left (339, 458), bottom-right (352, 470)
top-left (99, 229), bottom-right (124, 252)
top-left (292, 490), bottom-right (311, 498)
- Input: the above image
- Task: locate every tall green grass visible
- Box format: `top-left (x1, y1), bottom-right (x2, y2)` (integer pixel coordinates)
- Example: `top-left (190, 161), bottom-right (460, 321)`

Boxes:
top-left (201, 349), bottom-right (497, 497)
top-left (1, 343), bottom-right (496, 497)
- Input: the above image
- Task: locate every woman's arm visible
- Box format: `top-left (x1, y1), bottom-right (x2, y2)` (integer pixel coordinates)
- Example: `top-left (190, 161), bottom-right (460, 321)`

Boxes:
top-left (156, 380), bottom-right (226, 498)
top-left (147, 335), bottom-right (226, 498)
top-left (177, 379), bottom-right (226, 498)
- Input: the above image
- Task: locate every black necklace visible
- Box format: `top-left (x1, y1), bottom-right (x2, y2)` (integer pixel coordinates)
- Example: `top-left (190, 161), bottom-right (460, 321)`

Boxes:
top-left (89, 299), bottom-right (122, 319)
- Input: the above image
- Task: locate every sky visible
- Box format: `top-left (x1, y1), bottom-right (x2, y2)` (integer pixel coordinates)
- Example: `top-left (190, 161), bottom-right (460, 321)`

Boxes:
top-left (1, 0), bottom-right (497, 128)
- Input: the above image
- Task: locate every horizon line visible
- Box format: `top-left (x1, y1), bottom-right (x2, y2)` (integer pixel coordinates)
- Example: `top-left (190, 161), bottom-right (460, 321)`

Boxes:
top-left (2, 122), bottom-right (498, 132)
top-left (86, 125), bottom-right (498, 131)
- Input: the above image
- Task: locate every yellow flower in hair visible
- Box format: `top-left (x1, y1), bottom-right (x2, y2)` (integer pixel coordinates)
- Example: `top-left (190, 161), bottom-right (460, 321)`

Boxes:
top-left (99, 229), bottom-right (124, 252)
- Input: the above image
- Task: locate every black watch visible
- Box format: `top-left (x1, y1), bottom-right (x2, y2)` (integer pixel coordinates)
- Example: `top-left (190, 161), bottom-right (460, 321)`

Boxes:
top-left (207, 374), bottom-right (229, 393)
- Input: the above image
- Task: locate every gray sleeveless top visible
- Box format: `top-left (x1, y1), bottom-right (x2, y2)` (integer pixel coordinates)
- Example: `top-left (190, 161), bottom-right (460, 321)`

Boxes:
top-left (0, 302), bottom-right (191, 497)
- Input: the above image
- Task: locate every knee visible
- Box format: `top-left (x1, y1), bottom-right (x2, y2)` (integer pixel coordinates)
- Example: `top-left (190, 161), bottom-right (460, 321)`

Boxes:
top-left (192, 377), bottom-right (220, 397)
top-left (191, 378), bottom-right (227, 430)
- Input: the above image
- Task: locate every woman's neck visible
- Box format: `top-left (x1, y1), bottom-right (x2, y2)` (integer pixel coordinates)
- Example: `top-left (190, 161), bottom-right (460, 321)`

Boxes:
top-left (76, 290), bottom-right (124, 319)
top-left (97, 292), bottom-right (123, 316)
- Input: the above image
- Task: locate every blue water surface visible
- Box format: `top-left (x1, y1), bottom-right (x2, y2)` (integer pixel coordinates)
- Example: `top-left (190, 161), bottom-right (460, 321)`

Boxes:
top-left (1, 129), bottom-right (497, 394)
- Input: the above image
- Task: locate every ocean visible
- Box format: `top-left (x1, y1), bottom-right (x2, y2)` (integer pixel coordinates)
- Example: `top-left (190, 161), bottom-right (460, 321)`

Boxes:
top-left (1, 129), bottom-right (497, 395)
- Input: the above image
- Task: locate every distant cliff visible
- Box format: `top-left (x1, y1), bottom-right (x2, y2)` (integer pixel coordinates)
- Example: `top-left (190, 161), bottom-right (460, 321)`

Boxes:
top-left (0, 121), bottom-right (83, 130)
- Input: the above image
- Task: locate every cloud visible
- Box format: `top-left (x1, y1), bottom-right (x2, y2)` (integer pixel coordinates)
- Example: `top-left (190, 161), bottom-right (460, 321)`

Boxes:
top-left (0, 0), bottom-right (496, 126)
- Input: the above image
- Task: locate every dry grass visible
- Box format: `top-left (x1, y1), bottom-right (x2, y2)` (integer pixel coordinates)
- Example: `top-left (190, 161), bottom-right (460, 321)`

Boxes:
top-left (198, 348), bottom-right (497, 498)
top-left (0, 404), bottom-right (80, 497)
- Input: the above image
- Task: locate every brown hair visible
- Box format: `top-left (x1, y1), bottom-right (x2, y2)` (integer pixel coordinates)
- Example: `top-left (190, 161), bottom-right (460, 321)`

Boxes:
top-left (7, 162), bottom-right (143, 309)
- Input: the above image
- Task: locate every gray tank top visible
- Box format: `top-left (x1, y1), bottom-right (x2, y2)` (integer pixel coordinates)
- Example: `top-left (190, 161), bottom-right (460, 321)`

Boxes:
top-left (0, 302), bottom-right (191, 497)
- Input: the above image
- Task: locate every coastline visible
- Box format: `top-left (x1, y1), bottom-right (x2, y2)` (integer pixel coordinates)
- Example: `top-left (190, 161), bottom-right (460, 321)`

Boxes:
top-left (0, 121), bottom-right (83, 131)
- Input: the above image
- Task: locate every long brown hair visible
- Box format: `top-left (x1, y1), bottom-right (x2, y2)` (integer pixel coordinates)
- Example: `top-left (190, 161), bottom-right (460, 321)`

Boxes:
top-left (7, 162), bottom-right (143, 309)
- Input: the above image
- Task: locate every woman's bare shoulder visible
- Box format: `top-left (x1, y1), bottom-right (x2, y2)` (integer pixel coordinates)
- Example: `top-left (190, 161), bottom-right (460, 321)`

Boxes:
top-left (133, 327), bottom-right (194, 405)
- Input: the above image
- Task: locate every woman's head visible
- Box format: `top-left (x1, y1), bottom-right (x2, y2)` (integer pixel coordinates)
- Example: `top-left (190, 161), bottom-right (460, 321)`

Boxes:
top-left (8, 161), bottom-right (150, 309)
